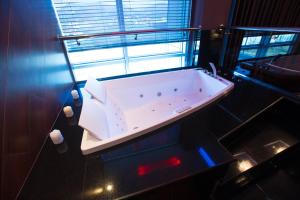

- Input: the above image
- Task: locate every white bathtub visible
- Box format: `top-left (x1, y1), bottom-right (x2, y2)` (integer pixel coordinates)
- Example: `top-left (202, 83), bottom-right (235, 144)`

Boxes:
top-left (79, 69), bottom-right (234, 155)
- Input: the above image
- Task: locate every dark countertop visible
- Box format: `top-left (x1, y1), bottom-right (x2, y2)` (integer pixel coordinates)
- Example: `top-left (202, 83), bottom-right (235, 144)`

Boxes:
top-left (18, 97), bottom-right (235, 200)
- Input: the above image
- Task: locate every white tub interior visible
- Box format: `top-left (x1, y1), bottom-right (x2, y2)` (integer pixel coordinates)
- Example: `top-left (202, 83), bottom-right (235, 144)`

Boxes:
top-left (79, 69), bottom-right (234, 155)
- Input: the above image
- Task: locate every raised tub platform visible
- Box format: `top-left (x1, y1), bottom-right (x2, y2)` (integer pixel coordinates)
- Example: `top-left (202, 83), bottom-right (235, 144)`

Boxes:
top-left (79, 69), bottom-right (234, 155)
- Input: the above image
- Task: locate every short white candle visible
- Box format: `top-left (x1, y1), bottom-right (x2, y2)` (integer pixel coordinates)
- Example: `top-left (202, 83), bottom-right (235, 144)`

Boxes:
top-left (50, 129), bottom-right (64, 144)
top-left (63, 106), bottom-right (74, 117)
top-left (71, 90), bottom-right (79, 100)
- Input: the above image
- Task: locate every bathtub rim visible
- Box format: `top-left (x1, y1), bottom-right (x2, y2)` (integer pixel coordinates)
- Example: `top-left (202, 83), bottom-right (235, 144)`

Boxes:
top-left (80, 71), bottom-right (234, 155)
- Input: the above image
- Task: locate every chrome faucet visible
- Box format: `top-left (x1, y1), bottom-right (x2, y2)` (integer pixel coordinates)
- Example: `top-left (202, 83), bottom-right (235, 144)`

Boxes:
top-left (209, 62), bottom-right (217, 77)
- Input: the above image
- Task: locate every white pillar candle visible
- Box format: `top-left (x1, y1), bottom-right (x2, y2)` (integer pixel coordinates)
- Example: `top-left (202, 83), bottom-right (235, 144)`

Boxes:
top-left (71, 90), bottom-right (79, 100)
top-left (63, 106), bottom-right (74, 117)
top-left (50, 129), bottom-right (64, 144)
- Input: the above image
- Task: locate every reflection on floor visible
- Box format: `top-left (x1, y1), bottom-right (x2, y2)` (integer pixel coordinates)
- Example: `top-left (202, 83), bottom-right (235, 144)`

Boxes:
top-left (231, 156), bottom-right (300, 200)
top-left (215, 99), bottom-right (300, 200)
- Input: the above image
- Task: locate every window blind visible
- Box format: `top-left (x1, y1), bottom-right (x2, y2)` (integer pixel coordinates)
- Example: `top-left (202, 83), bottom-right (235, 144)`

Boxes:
top-left (52, 0), bottom-right (192, 52)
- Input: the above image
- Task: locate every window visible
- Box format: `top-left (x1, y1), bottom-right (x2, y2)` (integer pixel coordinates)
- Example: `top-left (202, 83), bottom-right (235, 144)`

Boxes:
top-left (270, 34), bottom-right (295, 43)
top-left (241, 36), bottom-right (262, 46)
top-left (52, 0), bottom-right (196, 81)
top-left (239, 49), bottom-right (258, 59)
top-left (265, 45), bottom-right (291, 57)
top-left (238, 33), bottom-right (297, 60)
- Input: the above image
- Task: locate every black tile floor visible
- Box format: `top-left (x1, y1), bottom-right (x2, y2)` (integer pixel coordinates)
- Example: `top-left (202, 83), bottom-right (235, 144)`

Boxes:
top-left (230, 154), bottom-right (300, 200)
top-left (19, 81), bottom-right (300, 200)
top-left (219, 100), bottom-right (300, 200)
top-left (19, 97), bottom-right (234, 200)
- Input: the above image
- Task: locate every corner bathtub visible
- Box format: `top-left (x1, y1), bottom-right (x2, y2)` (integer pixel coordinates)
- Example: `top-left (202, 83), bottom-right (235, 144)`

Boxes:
top-left (79, 69), bottom-right (234, 155)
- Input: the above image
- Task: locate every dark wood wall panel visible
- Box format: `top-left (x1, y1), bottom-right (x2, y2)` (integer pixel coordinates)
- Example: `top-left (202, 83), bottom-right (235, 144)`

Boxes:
top-left (0, 0), bottom-right (74, 199)
top-left (232, 0), bottom-right (300, 27)
top-left (0, 1), bottom-right (11, 199)
top-left (201, 0), bottom-right (232, 29)
top-left (191, 0), bottom-right (232, 30)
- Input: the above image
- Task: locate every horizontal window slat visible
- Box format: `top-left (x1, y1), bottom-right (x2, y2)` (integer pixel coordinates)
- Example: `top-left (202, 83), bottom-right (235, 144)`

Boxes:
top-left (53, 0), bottom-right (191, 51)
top-left (66, 40), bottom-right (189, 52)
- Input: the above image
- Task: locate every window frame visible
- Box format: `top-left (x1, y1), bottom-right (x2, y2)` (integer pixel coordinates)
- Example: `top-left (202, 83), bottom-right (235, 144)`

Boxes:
top-left (53, 0), bottom-right (197, 82)
top-left (238, 33), bottom-right (298, 61)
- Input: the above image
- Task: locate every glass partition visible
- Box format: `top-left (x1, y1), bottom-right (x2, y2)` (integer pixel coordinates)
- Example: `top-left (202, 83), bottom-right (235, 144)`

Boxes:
top-left (232, 27), bottom-right (300, 101)
top-left (61, 30), bottom-right (200, 81)
top-left (52, 0), bottom-right (198, 82)
top-left (238, 32), bottom-right (298, 61)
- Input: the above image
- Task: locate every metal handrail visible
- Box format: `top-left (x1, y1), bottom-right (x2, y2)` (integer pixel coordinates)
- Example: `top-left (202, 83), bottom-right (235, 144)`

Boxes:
top-left (231, 26), bottom-right (300, 33)
top-left (58, 27), bottom-right (201, 40)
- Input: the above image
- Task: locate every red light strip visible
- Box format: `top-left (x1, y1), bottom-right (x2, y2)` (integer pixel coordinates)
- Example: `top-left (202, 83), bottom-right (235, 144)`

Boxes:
top-left (137, 156), bottom-right (181, 176)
